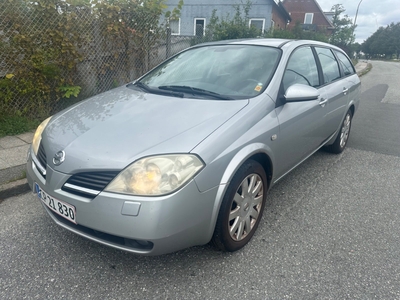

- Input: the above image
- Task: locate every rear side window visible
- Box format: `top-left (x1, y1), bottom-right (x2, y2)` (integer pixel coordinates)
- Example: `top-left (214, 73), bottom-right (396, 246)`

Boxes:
top-left (335, 51), bottom-right (355, 76)
top-left (315, 47), bottom-right (341, 84)
top-left (283, 46), bottom-right (319, 92)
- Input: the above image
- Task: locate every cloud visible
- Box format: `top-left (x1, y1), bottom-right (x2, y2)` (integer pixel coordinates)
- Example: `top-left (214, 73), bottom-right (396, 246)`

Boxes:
top-left (309, 0), bottom-right (400, 43)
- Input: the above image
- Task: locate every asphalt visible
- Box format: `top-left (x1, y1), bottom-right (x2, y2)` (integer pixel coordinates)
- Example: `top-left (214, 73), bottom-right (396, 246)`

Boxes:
top-left (0, 61), bottom-right (371, 201)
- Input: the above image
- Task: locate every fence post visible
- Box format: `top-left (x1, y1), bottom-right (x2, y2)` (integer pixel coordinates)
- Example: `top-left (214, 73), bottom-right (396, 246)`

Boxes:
top-left (166, 27), bottom-right (171, 59)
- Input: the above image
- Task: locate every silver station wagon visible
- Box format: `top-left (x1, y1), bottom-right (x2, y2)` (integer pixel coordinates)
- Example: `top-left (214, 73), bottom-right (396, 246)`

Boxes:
top-left (27, 39), bottom-right (360, 255)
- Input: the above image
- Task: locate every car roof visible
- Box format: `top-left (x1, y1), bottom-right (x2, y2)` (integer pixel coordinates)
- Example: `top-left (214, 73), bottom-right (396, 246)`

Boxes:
top-left (195, 38), bottom-right (291, 48)
top-left (193, 38), bottom-right (343, 52)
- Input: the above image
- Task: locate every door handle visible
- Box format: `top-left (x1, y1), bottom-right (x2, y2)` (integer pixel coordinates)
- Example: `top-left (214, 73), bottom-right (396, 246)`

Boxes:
top-left (319, 98), bottom-right (328, 106)
top-left (343, 87), bottom-right (349, 95)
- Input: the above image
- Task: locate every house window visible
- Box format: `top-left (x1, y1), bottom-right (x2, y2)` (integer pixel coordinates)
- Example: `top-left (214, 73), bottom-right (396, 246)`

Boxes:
top-left (194, 18), bottom-right (206, 36)
top-left (304, 13), bottom-right (314, 24)
top-left (249, 19), bottom-right (265, 34)
top-left (271, 19), bottom-right (275, 31)
top-left (169, 19), bottom-right (180, 35)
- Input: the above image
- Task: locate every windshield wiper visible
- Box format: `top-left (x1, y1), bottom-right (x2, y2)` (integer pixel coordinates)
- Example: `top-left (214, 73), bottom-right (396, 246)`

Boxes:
top-left (127, 81), bottom-right (184, 98)
top-left (158, 85), bottom-right (233, 100)
top-left (127, 81), bottom-right (151, 92)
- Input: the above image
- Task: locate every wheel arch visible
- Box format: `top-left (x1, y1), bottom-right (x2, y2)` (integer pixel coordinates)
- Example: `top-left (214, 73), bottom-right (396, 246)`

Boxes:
top-left (326, 103), bottom-right (355, 146)
top-left (206, 143), bottom-right (274, 240)
top-left (348, 103), bottom-right (355, 116)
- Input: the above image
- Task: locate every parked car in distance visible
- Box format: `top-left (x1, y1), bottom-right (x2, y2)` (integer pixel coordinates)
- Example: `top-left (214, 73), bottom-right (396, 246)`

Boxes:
top-left (27, 39), bottom-right (360, 255)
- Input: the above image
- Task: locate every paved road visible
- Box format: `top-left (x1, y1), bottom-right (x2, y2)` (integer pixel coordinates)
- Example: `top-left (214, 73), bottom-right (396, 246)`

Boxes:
top-left (1, 61), bottom-right (400, 299)
top-left (348, 60), bottom-right (400, 156)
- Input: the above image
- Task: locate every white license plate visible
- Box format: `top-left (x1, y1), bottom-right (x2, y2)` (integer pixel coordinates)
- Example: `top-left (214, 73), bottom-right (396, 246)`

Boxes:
top-left (35, 183), bottom-right (77, 224)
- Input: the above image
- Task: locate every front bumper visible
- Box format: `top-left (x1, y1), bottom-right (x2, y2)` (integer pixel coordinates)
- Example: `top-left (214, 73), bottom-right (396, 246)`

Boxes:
top-left (26, 148), bottom-right (219, 255)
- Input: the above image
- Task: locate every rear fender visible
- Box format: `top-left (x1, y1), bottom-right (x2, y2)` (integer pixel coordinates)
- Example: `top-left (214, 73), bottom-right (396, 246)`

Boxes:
top-left (326, 102), bottom-right (356, 146)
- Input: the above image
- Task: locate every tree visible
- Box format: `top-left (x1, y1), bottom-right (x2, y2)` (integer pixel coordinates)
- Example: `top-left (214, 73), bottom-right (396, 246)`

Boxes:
top-left (385, 22), bottom-right (400, 59)
top-left (362, 22), bottom-right (400, 59)
top-left (329, 4), bottom-right (355, 55)
top-left (352, 42), bottom-right (362, 58)
top-left (267, 22), bottom-right (328, 43)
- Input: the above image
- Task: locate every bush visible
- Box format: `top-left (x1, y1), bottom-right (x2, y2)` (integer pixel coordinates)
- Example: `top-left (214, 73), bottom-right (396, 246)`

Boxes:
top-left (0, 0), bottom-right (180, 132)
top-left (266, 22), bottom-right (329, 43)
top-left (0, 114), bottom-right (40, 137)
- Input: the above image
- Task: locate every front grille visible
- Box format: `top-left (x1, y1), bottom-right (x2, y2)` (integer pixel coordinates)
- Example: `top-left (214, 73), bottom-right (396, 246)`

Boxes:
top-left (62, 171), bottom-right (119, 199)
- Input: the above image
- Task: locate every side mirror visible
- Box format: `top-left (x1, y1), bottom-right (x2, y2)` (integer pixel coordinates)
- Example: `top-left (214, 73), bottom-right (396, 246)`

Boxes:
top-left (285, 84), bottom-right (319, 102)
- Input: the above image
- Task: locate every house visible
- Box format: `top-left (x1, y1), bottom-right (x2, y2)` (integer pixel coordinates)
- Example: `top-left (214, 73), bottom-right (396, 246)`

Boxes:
top-left (271, 0), bottom-right (292, 31)
top-left (282, 0), bottom-right (334, 33)
top-left (164, 0), bottom-right (291, 36)
top-left (323, 11), bottom-right (335, 24)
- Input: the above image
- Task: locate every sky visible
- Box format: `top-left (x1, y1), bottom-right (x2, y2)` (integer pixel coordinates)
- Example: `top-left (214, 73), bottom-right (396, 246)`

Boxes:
top-left (316, 0), bottom-right (400, 43)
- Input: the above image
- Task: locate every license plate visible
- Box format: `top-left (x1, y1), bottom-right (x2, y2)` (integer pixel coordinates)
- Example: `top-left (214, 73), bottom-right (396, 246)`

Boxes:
top-left (35, 183), bottom-right (77, 224)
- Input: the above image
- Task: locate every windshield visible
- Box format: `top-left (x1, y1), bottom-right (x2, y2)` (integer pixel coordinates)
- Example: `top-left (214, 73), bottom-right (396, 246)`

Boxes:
top-left (136, 45), bottom-right (281, 100)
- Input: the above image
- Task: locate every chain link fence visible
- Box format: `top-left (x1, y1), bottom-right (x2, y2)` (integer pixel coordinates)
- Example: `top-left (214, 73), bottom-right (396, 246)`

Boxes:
top-left (0, 0), bottom-right (192, 119)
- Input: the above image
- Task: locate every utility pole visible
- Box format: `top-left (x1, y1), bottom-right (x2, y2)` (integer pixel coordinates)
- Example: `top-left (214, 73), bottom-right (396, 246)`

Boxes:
top-left (354, 0), bottom-right (363, 27)
top-left (353, 0), bottom-right (363, 58)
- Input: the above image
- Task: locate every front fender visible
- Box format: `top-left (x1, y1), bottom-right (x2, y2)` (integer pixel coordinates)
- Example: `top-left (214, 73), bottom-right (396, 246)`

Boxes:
top-left (205, 143), bottom-right (274, 240)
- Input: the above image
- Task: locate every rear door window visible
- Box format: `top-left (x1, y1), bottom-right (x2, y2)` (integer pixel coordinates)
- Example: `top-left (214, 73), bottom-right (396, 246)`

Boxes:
top-left (335, 51), bottom-right (355, 76)
top-left (315, 47), bottom-right (341, 84)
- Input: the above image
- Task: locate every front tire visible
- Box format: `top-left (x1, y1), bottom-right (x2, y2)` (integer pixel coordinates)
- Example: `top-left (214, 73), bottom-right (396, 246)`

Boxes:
top-left (326, 109), bottom-right (353, 154)
top-left (212, 160), bottom-right (267, 252)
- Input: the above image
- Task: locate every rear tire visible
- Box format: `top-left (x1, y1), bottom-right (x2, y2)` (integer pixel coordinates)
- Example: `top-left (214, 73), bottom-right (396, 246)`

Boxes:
top-left (212, 160), bottom-right (267, 252)
top-left (326, 109), bottom-right (353, 154)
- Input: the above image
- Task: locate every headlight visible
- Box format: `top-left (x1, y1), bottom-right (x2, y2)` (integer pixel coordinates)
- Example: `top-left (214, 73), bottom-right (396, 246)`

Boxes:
top-left (32, 117), bottom-right (51, 156)
top-left (105, 154), bottom-right (205, 196)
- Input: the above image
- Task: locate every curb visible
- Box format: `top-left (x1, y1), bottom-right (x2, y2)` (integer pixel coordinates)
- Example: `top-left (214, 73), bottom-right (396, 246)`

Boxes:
top-left (357, 62), bottom-right (372, 77)
top-left (0, 164), bottom-right (28, 201)
top-left (0, 178), bottom-right (30, 202)
top-left (0, 164), bottom-right (26, 186)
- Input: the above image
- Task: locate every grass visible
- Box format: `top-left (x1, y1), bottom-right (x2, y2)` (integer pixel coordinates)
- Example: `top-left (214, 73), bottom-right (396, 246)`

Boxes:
top-left (0, 114), bottom-right (40, 138)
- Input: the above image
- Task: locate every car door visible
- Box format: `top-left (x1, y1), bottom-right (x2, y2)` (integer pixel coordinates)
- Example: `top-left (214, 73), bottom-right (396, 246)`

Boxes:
top-left (334, 49), bottom-right (360, 110)
top-left (314, 47), bottom-right (349, 137)
top-left (274, 46), bottom-right (327, 180)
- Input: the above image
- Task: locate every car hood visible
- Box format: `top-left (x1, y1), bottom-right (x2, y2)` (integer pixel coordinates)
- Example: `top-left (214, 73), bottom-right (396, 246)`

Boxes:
top-left (42, 86), bottom-right (248, 173)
